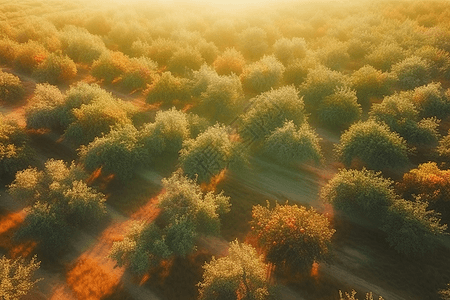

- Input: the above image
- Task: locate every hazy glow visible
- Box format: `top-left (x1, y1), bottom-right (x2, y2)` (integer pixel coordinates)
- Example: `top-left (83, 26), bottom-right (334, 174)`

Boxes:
top-left (164, 0), bottom-right (290, 11)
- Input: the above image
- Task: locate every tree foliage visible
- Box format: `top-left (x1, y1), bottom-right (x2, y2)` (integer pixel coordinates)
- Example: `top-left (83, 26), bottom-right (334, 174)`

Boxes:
top-left (9, 159), bottom-right (106, 252)
top-left (321, 168), bottom-right (397, 222)
top-left (0, 255), bottom-right (42, 300)
top-left (335, 120), bottom-right (409, 171)
top-left (263, 120), bottom-right (322, 165)
top-left (0, 71), bottom-right (25, 103)
top-left (251, 203), bottom-right (335, 273)
top-left (239, 86), bottom-right (306, 143)
top-left (109, 170), bottom-right (230, 274)
top-left (240, 55), bottom-right (285, 94)
top-left (198, 240), bottom-right (275, 300)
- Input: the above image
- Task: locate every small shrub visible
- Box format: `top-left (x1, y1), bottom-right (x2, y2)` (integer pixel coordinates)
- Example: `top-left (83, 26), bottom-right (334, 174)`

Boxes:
top-left (339, 290), bottom-right (384, 300)
top-left (213, 48), bottom-right (246, 76)
top-left (33, 53), bottom-right (77, 84)
top-left (415, 45), bottom-right (450, 79)
top-left (0, 71), bottom-right (25, 103)
top-left (317, 88), bottom-right (361, 130)
top-left (240, 55), bottom-right (285, 94)
top-left (317, 39), bottom-right (350, 71)
top-left (240, 85), bottom-right (306, 143)
top-left (263, 120), bottom-right (322, 165)
top-left (147, 38), bottom-right (179, 66)
top-left (391, 56), bottom-right (431, 90)
top-left (283, 56), bottom-right (317, 87)
top-left (382, 198), bottom-right (447, 257)
top-left (251, 202), bottom-right (335, 273)
top-left (335, 120), bottom-right (409, 170)
top-left (321, 168), bottom-right (397, 221)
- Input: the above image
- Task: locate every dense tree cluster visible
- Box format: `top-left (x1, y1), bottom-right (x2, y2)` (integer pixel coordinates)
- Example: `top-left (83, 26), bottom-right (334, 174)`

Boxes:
top-left (9, 159), bottom-right (106, 253)
top-left (109, 170), bottom-right (230, 274)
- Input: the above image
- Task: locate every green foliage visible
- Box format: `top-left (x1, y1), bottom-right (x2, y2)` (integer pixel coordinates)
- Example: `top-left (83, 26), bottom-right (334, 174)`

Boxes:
top-left (196, 73), bottom-right (245, 123)
top-left (238, 27), bottom-right (268, 60)
top-left (381, 198), bottom-right (447, 257)
top-left (283, 56), bottom-right (317, 87)
top-left (91, 51), bottom-right (129, 84)
top-left (321, 168), bottom-right (397, 221)
top-left (438, 131), bottom-right (450, 163)
top-left (412, 82), bottom-right (450, 119)
top-left (370, 92), bottom-right (440, 146)
top-left (0, 71), bottom-right (25, 103)
top-left (145, 38), bottom-right (179, 66)
top-left (151, 108), bottom-right (191, 153)
top-left (109, 170), bottom-right (230, 274)
top-left (79, 124), bottom-right (139, 181)
top-left (120, 56), bottom-right (157, 92)
top-left (414, 45), bottom-right (450, 79)
top-left (240, 85), bottom-right (306, 142)
top-left (335, 120), bottom-right (409, 170)
top-left (146, 72), bottom-right (190, 106)
top-left (159, 170), bottom-right (230, 235)
top-left (0, 38), bottom-right (19, 65)
top-left (263, 120), bottom-right (322, 165)
top-left (365, 42), bottom-right (406, 72)
top-left (350, 65), bottom-right (394, 105)
top-left (14, 40), bottom-right (48, 73)
top-left (33, 53), bottom-right (77, 84)
top-left (317, 88), bottom-right (361, 130)
top-left (317, 39), bottom-right (350, 71)
top-left (9, 159), bottom-right (106, 252)
top-left (391, 56), bottom-right (431, 90)
top-left (63, 94), bottom-right (136, 146)
top-left (241, 55), bottom-right (285, 94)
top-left (167, 46), bottom-right (204, 76)
top-left (60, 25), bottom-right (106, 63)
top-left (0, 255), bottom-right (42, 300)
top-left (0, 115), bottom-right (34, 182)
top-left (213, 47), bottom-right (246, 76)
top-left (273, 37), bottom-right (307, 65)
top-left (180, 124), bottom-right (245, 183)
top-left (299, 65), bottom-right (348, 112)
top-left (198, 240), bottom-right (275, 300)
top-left (251, 203), bottom-right (335, 273)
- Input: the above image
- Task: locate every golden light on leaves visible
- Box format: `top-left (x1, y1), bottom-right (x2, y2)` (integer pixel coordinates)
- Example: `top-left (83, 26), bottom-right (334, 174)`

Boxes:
top-left (0, 210), bottom-right (37, 258)
top-left (200, 168), bottom-right (227, 192)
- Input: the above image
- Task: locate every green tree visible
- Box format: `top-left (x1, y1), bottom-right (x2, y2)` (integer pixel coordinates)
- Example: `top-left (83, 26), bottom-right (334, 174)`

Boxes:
top-left (9, 159), bottom-right (106, 252)
top-left (335, 120), bottom-right (409, 171)
top-left (381, 198), bottom-right (447, 257)
top-left (239, 86), bottom-right (306, 143)
top-left (180, 124), bottom-right (245, 183)
top-left (317, 87), bottom-right (361, 130)
top-left (0, 255), bottom-right (42, 300)
top-left (251, 203), bottom-right (335, 273)
top-left (263, 121), bottom-right (322, 165)
top-left (321, 168), bottom-right (397, 222)
top-left (0, 115), bottom-right (34, 183)
top-left (391, 56), bottom-right (431, 90)
top-left (240, 55), bottom-right (285, 94)
top-left (198, 240), bottom-right (276, 300)
top-left (109, 170), bottom-right (230, 274)
top-left (0, 71), bottom-right (25, 103)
